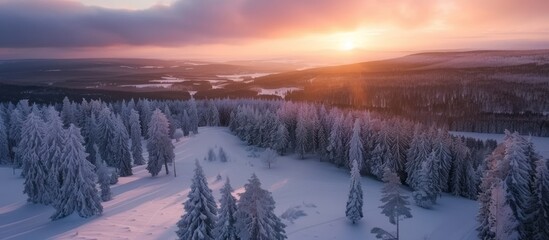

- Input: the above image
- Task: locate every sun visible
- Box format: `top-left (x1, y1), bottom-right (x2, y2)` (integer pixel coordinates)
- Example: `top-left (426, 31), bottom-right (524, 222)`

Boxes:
top-left (340, 39), bottom-right (356, 51)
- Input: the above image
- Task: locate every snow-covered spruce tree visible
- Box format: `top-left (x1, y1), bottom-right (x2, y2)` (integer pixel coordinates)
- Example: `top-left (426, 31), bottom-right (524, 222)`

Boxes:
top-left (129, 109), bottom-right (145, 165)
top-left (96, 107), bottom-right (117, 166)
top-left (432, 129), bottom-right (452, 192)
top-left (188, 98), bottom-right (199, 134)
top-left (327, 116), bottom-right (345, 167)
top-left (95, 145), bottom-right (112, 202)
top-left (19, 112), bottom-right (49, 203)
top-left (40, 107), bottom-right (67, 203)
top-left (477, 143), bottom-right (505, 240)
top-left (295, 110), bottom-right (307, 159)
top-left (0, 115), bottom-right (10, 164)
top-left (174, 128), bottom-right (184, 142)
top-left (503, 132), bottom-right (533, 239)
top-left (489, 180), bottom-right (519, 240)
top-left (137, 99), bottom-right (152, 137)
top-left (9, 108), bottom-right (25, 162)
top-left (176, 161), bottom-right (217, 240)
top-left (51, 124), bottom-right (102, 220)
top-left (529, 158), bottom-right (549, 240)
top-left (406, 132), bottom-right (431, 190)
top-left (236, 174), bottom-right (286, 240)
top-left (349, 119), bottom-right (364, 170)
top-left (207, 148), bottom-right (217, 162)
top-left (371, 125), bottom-right (395, 179)
top-left (373, 167), bottom-right (412, 240)
top-left (273, 123), bottom-right (289, 155)
top-left (112, 116), bottom-right (132, 177)
top-left (218, 147), bottom-right (228, 162)
top-left (61, 96), bottom-right (76, 127)
top-left (146, 109), bottom-right (174, 176)
top-left (412, 151), bottom-right (440, 208)
top-left (346, 159), bottom-right (364, 224)
top-left (214, 178), bottom-right (239, 240)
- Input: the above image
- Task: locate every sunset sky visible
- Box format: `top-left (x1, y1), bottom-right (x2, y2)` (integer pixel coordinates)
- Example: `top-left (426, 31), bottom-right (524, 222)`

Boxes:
top-left (1, 0), bottom-right (548, 61)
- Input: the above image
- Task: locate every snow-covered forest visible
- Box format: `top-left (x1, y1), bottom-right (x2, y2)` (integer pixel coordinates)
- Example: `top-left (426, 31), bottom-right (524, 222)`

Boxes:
top-left (0, 97), bottom-right (547, 239)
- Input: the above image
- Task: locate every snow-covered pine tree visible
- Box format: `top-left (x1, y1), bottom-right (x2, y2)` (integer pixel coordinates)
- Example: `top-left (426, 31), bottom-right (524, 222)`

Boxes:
top-left (137, 99), bottom-right (152, 137)
top-left (9, 108), bottom-right (25, 167)
top-left (176, 161), bottom-right (217, 240)
top-left (61, 96), bottom-right (75, 127)
top-left (207, 148), bottom-right (217, 161)
top-left (489, 180), bottom-right (519, 240)
top-left (112, 116), bottom-right (132, 177)
top-left (95, 145), bottom-right (112, 202)
top-left (235, 174), bottom-right (286, 240)
top-left (51, 124), bottom-right (103, 220)
top-left (349, 119), bottom-right (364, 170)
top-left (182, 110), bottom-right (190, 136)
top-left (0, 115), bottom-right (10, 164)
top-left (188, 99), bottom-right (199, 134)
top-left (295, 110), bottom-right (307, 159)
top-left (529, 158), bottom-right (549, 240)
top-left (327, 116), bottom-right (344, 166)
top-left (503, 132), bottom-right (532, 239)
top-left (129, 109), bottom-right (145, 165)
top-left (379, 167), bottom-right (412, 239)
top-left (477, 144), bottom-right (506, 240)
top-left (40, 107), bottom-right (66, 204)
top-left (405, 132), bottom-right (431, 190)
top-left (214, 178), bottom-right (238, 240)
top-left (146, 109), bottom-right (174, 176)
top-left (19, 112), bottom-right (49, 203)
top-left (432, 129), bottom-right (452, 192)
top-left (412, 151), bottom-right (440, 208)
top-left (273, 123), bottom-right (289, 155)
top-left (371, 125), bottom-right (395, 179)
top-left (346, 159), bottom-right (364, 224)
top-left (218, 147), bottom-right (228, 162)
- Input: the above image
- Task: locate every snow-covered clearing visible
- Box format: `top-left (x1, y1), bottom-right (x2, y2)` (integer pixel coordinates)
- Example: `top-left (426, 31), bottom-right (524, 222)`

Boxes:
top-left (1, 127), bottom-right (478, 240)
top-left (120, 84), bottom-right (173, 89)
top-left (255, 87), bottom-right (303, 98)
top-left (216, 73), bottom-right (273, 81)
top-left (150, 76), bottom-right (186, 83)
top-left (451, 131), bottom-right (549, 158)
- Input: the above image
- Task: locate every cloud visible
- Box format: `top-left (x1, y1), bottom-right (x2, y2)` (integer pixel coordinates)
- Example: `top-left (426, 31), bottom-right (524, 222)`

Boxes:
top-left (0, 0), bottom-right (547, 48)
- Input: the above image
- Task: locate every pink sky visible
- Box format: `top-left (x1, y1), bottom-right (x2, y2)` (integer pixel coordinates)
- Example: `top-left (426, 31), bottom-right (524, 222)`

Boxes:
top-left (0, 0), bottom-right (548, 61)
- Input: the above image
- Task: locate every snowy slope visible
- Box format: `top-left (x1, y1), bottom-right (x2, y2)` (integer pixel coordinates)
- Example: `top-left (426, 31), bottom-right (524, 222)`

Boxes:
top-left (0, 127), bottom-right (478, 240)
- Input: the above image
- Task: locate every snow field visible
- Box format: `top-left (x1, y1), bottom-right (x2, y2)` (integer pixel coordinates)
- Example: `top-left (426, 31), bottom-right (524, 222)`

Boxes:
top-left (0, 127), bottom-right (479, 240)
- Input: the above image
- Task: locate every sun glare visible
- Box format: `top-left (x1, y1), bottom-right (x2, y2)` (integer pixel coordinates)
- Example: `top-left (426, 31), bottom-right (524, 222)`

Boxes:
top-left (340, 40), bottom-right (356, 51)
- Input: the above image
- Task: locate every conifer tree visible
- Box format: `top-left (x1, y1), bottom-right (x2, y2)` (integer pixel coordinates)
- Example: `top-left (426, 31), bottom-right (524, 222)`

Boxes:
top-left (112, 116), bottom-right (132, 176)
top-left (19, 112), bottom-right (49, 203)
top-left (218, 147), bottom-right (228, 162)
top-left (0, 115), bottom-right (10, 164)
top-left (95, 145), bottom-right (112, 202)
top-left (236, 174), bottom-right (286, 240)
top-left (176, 161), bottom-right (217, 240)
top-left (490, 180), bottom-right (519, 240)
top-left (147, 109), bottom-right (174, 176)
top-left (346, 159), bottom-right (364, 224)
top-left (349, 119), bottom-right (364, 170)
top-left (40, 107), bottom-right (66, 203)
top-left (273, 123), bottom-right (289, 155)
top-left (529, 159), bottom-right (549, 240)
top-left (214, 178), bottom-right (239, 240)
top-left (51, 124), bottom-right (102, 220)
top-left (412, 151), bottom-right (440, 208)
top-left (295, 112), bottom-right (307, 159)
top-left (129, 109), bottom-right (145, 165)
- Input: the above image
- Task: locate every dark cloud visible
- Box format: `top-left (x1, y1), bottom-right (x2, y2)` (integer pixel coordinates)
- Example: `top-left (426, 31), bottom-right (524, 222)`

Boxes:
top-left (0, 0), bottom-right (547, 48)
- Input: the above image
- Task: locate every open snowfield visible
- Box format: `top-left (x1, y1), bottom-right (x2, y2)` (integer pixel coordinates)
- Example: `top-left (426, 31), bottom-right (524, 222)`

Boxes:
top-left (1, 127), bottom-right (479, 240)
top-left (451, 131), bottom-right (549, 158)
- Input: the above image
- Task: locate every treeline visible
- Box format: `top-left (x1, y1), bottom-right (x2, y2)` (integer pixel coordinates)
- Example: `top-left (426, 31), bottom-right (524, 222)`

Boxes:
top-left (284, 65), bottom-right (549, 136)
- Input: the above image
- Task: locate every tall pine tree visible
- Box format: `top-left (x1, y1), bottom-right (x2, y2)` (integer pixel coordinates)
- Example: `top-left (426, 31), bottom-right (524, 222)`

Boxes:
top-left (147, 109), bottom-right (174, 176)
top-left (235, 174), bottom-right (286, 240)
top-left (176, 161), bottom-right (217, 240)
top-left (346, 159), bottom-right (364, 224)
top-left (51, 124), bottom-right (103, 220)
top-left (214, 178), bottom-right (239, 240)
